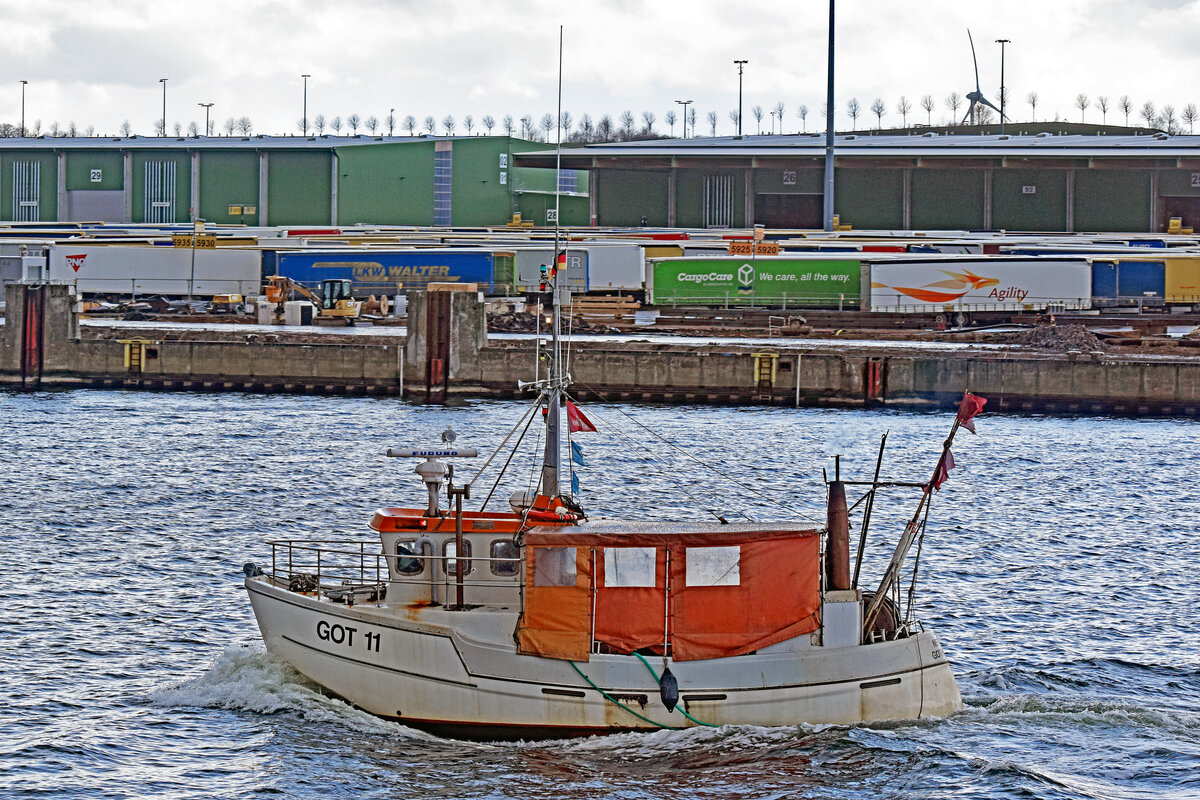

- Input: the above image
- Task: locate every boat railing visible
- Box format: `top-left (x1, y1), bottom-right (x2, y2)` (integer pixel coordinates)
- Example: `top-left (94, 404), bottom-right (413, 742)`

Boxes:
top-left (262, 538), bottom-right (522, 604)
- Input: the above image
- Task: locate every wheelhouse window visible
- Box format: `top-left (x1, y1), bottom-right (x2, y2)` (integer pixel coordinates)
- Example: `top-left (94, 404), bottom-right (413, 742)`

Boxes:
top-left (443, 540), bottom-right (472, 577)
top-left (685, 545), bottom-right (741, 586)
top-left (394, 540), bottom-right (424, 575)
top-left (490, 540), bottom-right (520, 577)
top-left (532, 547), bottom-right (576, 586)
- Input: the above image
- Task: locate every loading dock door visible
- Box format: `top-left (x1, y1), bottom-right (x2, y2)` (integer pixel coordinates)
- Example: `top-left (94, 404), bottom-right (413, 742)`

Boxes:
top-left (1159, 196), bottom-right (1200, 232)
top-left (755, 193), bottom-right (822, 229)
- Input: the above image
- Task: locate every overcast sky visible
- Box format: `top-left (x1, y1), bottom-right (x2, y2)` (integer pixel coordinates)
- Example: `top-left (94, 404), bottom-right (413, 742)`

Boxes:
top-left (3, 0), bottom-right (1198, 138)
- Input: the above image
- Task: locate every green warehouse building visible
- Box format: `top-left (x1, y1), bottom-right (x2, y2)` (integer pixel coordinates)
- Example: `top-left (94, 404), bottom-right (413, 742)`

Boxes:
top-left (0, 134), bottom-right (588, 228)
top-left (516, 129), bottom-right (1200, 234)
top-left (6, 129), bottom-right (1200, 233)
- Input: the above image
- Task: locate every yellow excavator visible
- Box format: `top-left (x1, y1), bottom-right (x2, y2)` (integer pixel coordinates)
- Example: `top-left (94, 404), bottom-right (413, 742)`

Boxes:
top-left (264, 276), bottom-right (362, 325)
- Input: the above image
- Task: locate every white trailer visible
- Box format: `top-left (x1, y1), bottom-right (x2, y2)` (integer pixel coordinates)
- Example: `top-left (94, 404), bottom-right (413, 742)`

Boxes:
top-left (46, 244), bottom-right (262, 297)
top-left (868, 257), bottom-right (1092, 312)
top-left (580, 244), bottom-right (645, 292)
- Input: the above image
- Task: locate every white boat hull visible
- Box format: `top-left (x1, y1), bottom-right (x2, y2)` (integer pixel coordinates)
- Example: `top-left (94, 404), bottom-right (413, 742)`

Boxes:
top-left (246, 575), bottom-right (963, 738)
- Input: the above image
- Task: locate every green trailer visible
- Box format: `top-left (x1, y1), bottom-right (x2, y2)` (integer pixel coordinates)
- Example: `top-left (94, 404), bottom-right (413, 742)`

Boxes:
top-left (648, 257), bottom-right (862, 308)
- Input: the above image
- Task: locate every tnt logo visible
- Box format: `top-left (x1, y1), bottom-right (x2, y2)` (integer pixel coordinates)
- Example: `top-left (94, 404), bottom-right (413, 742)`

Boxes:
top-left (66, 254), bottom-right (87, 272)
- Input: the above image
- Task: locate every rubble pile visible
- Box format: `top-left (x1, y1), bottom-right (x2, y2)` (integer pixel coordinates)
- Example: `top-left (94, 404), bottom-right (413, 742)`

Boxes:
top-left (488, 311), bottom-right (617, 334)
top-left (1005, 324), bottom-right (1106, 351)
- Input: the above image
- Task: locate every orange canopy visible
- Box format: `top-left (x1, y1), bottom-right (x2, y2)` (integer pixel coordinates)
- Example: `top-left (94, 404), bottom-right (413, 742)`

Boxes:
top-left (517, 526), bottom-right (821, 662)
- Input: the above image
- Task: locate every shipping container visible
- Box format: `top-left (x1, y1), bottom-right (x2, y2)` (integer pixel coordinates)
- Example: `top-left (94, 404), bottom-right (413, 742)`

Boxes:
top-left (868, 258), bottom-right (1092, 312)
top-left (580, 245), bottom-right (645, 292)
top-left (268, 249), bottom-right (497, 294)
top-left (648, 256), bottom-right (861, 307)
top-left (46, 243), bottom-right (261, 297)
top-left (512, 248), bottom-right (588, 293)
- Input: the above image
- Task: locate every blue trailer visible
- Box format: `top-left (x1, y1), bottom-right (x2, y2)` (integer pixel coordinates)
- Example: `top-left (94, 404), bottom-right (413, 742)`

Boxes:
top-left (264, 249), bottom-right (498, 294)
top-left (1090, 259), bottom-right (1166, 308)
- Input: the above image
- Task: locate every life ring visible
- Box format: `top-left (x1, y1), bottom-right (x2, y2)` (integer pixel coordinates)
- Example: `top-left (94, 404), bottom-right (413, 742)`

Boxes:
top-left (525, 508), bottom-right (580, 524)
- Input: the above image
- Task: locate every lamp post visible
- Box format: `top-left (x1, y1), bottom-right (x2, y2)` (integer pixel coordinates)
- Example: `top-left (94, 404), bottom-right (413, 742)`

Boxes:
top-left (188, 218), bottom-right (204, 300)
top-left (995, 38), bottom-right (1011, 135)
top-left (770, 110), bottom-right (777, 134)
top-left (675, 99), bottom-right (692, 138)
top-left (823, 0), bottom-right (836, 232)
top-left (734, 60), bottom-right (748, 136)
top-left (301, 73), bottom-right (311, 136)
top-left (159, 78), bottom-right (167, 136)
top-left (19, 80), bottom-right (27, 137)
top-left (198, 103), bottom-right (213, 136)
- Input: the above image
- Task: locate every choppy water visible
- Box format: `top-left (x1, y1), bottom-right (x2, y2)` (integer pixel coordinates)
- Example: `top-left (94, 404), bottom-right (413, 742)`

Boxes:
top-left (1, 390), bottom-right (1197, 799)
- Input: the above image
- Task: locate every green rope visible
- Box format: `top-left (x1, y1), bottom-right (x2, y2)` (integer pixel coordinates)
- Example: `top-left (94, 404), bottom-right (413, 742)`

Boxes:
top-left (632, 652), bottom-right (719, 728)
top-left (568, 661), bottom-right (679, 729)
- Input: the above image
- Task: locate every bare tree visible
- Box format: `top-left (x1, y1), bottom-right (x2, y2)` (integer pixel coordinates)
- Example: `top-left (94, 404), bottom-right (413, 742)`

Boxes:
top-left (540, 113), bottom-right (554, 140)
top-left (463, 114), bottom-right (473, 135)
top-left (520, 115), bottom-right (533, 138)
top-left (187, 121), bottom-right (199, 136)
top-left (443, 115), bottom-right (456, 135)
top-left (798, 104), bottom-right (809, 132)
top-left (752, 105), bottom-right (764, 133)
top-left (314, 113), bottom-right (326, 134)
top-left (774, 101), bottom-right (786, 132)
top-left (597, 115), bottom-right (614, 141)
top-left (1184, 104), bottom-right (1199, 134)
top-left (223, 117), bottom-right (236, 135)
top-left (1119, 96), bottom-right (1132, 126)
top-left (347, 113), bottom-right (361, 133)
top-left (1159, 104), bottom-right (1178, 134)
top-left (154, 119), bottom-right (165, 136)
top-left (482, 114), bottom-right (495, 134)
top-left (1096, 96), bottom-right (1109, 124)
top-left (620, 110), bottom-right (635, 139)
top-left (366, 115), bottom-right (378, 134)
top-left (920, 94), bottom-right (935, 125)
top-left (173, 122), bottom-right (182, 136)
top-left (68, 122), bottom-right (77, 136)
top-left (120, 120), bottom-right (133, 136)
top-left (559, 111), bottom-right (572, 138)
top-left (502, 115), bottom-right (514, 136)
top-left (236, 116), bottom-right (252, 135)
top-left (641, 110), bottom-right (656, 135)
top-left (84, 125), bottom-right (94, 137)
top-left (403, 115), bottom-right (416, 136)
top-left (1075, 93), bottom-right (1089, 122)
top-left (847, 98), bottom-right (861, 130)
top-left (1027, 91), bottom-right (1038, 121)
top-left (1141, 101), bottom-right (1157, 127)
top-left (728, 109), bottom-right (740, 133)
top-left (945, 93), bottom-right (962, 123)
top-left (386, 112), bottom-right (395, 135)
top-left (424, 115), bottom-right (436, 134)
top-left (896, 96), bottom-right (912, 127)
top-left (871, 97), bottom-right (886, 128)
top-left (687, 107), bottom-right (696, 137)
top-left (664, 110), bottom-right (677, 136)
top-left (576, 114), bottom-right (594, 141)
top-left (977, 106), bottom-right (995, 125)
top-left (707, 110), bottom-right (718, 136)
top-left (30, 120), bottom-right (41, 136)
top-left (49, 121), bottom-right (62, 137)
top-left (330, 116), bottom-right (342, 134)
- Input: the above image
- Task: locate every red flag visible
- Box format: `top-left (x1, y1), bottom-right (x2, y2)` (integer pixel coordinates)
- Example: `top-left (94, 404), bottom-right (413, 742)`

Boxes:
top-left (931, 449), bottom-right (955, 491)
top-left (566, 400), bottom-right (596, 433)
top-left (957, 393), bottom-right (987, 434)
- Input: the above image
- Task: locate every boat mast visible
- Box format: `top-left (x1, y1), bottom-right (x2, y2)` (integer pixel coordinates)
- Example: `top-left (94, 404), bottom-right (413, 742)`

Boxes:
top-left (540, 24), bottom-right (565, 499)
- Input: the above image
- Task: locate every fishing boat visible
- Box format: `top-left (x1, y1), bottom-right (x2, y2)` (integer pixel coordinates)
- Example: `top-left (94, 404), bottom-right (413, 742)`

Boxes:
top-left (242, 254), bottom-right (987, 739)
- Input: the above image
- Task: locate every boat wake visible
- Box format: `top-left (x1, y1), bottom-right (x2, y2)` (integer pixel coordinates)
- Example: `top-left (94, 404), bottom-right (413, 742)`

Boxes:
top-left (150, 644), bottom-right (428, 739)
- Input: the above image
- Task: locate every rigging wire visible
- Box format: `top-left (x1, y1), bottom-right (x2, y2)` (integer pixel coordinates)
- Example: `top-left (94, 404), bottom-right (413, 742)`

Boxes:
top-left (466, 395), bottom-right (543, 490)
top-left (478, 401), bottom-right (543, 512)
top-left (566, 384), bottom-right (825, 525)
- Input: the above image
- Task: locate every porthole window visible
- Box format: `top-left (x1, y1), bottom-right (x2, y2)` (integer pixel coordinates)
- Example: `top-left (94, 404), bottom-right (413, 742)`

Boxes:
top-left (490, 540), bottom-right (520, 577)
top-left (394, 541), bottom-right (425, 575)
top-left (444, 540), bottom-right (473, 577)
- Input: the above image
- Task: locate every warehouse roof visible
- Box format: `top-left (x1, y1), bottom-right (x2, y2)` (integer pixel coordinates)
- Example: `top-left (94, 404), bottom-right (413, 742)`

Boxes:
top-left (514, 132), bottom-right (1200, 168)
top-left (0, 134), bottom-right (506, 151)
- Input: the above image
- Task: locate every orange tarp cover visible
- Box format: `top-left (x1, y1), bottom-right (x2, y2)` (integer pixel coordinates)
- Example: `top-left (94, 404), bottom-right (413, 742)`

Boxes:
top-left (517, 528), bottom-right (821, 662)
top-left (516, 546), bottom-right (593, 660)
